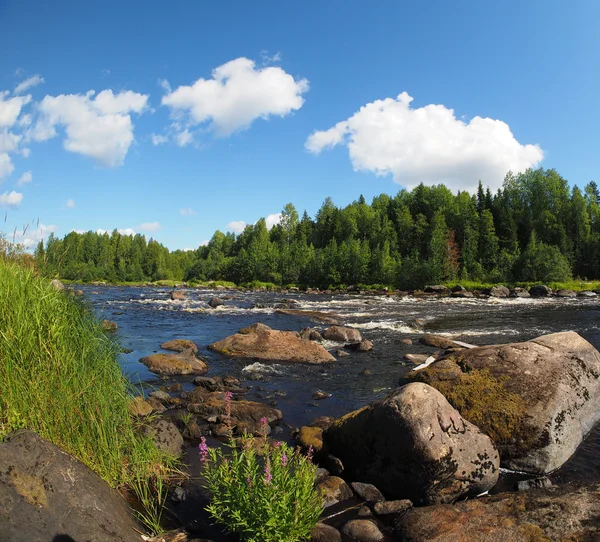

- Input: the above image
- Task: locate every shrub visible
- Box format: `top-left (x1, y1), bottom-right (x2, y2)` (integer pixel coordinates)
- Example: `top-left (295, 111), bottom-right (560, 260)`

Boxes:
top-left (200, 409), bottom-right (323, 542)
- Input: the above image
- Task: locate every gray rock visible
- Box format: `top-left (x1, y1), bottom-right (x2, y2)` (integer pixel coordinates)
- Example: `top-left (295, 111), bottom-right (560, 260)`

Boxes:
top-left (424, 285), bottom-right (449, 294)
top-left (510, 287), bottom-right (531, 298)
top-left (324, 383), bottom-right (500, 504)
top-left (579, 290), bottom-right (597, 297)
top-left (529, 284), bottom-right (552, 297)
top-left (487, 285), bottom-right (510, 298)
top-left (143, 419), bottom-right (184, 457)
top-left (351, 482), bottom-right (384, 503)
top-left (0, 431), bottom-right (140, 542)
top-left (342, 519), bottom-right (384, 541)
top-left (516, 476), bottom-right (552, 491)
top-left (556, 289), bottom-right (577, 298)
top-left (171, 485), bottom-right (187, 502)
top-left (208, 296), bottom-right (224, 308)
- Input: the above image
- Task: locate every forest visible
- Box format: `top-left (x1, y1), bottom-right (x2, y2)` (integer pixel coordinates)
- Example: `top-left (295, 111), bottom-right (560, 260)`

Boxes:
top-left (34, 168), bottom-right (600, 289)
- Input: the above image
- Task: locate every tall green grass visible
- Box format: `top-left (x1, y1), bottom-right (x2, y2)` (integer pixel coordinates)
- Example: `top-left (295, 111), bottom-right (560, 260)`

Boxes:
top-left (0, 259), bottom-right (166, 488)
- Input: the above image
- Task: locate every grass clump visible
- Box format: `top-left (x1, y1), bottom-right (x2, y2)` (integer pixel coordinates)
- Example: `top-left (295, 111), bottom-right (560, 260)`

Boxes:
top-left (0, 259), bottom-right (170, 491)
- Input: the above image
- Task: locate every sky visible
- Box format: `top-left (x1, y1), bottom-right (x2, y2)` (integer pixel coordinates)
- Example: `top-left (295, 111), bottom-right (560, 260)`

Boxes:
top-left (0, 0), bottom-right (599, 250)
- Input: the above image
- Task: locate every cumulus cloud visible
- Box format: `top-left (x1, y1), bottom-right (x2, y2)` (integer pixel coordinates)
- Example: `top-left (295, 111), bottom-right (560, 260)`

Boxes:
top-left (31, 89), bottom-right (149, 167)
top-left (0, 91), bottom-right (31, 128)
top-left (66, 198), bottom-right (75, 208)
top-left (0, 190), bottom-right (23, 207)
top-left (151, 133), bottom-right (168, 146)
top-left (15, 223), bottom-right (57, 248)
top-left (96, 227), bottom-right (136, 236)
top-left (0, 153), bottom-right (14, 179)
top-left (306, 92), bottom-right (544, 193)
top-left (14, 75), bottom-right (45, 95)
top-left (176, 129), bottom-right (193, 147)
top-left (161, 57), bottom-right (309, 138)
top-left (17, 171), bottom-right (32, 185)
top-left (0, 130), bottom-right (22, 153)
top-left (180, 207), bottom-right (195, 216)
top-left (265, 213), bottom-right (282, 230)
top-left (140, 221), bottom-right (160, 232)
top-left (200, 239), bottom-right (209, 246)
top-left (227, 220), bottom-right (247, 234)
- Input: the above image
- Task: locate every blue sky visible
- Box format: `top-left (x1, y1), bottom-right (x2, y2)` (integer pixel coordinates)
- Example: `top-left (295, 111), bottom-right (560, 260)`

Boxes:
top-left (0, 0), bottom-right (598, 250)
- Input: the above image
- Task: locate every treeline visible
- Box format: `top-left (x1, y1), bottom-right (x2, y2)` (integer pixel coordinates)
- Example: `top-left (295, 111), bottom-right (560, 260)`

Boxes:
top-left (36, 168), bottom-right (600, 288)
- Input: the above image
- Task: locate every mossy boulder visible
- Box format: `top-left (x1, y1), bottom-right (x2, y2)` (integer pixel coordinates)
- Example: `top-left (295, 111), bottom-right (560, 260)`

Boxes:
top-left (324, 383), bottom-right (499, 505)
top-left (140, 352), bottom-right (208, 375)
top-left (296, 426), bottom-right (324, 455)
top-left (405, 331), bottom-right (600, 474)
top-left (394, 482), bottom-right (600, 541)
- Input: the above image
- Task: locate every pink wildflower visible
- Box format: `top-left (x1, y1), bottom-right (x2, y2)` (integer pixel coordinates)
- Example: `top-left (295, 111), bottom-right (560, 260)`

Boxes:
top-left (264, 457), bottom-right (272, 484)
top-left (199, 436), bottom-right (209, 463)
top-left (307, 445), bottom-right (314, 462)
top-left (281, 450), bottom-right (288, 468)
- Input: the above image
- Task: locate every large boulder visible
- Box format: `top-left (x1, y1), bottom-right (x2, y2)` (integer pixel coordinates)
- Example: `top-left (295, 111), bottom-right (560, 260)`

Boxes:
top-left (322, 326), bottom-right (362, 343)
top-left (395, 482), bottom-right (600, 541)
top-left (0, 431), bottom-right (140, 542)
top-left (529, 284), bottom-right (552, 297)
top-left (209, 323), bottom-right (335, 364)
top-left (405, 331), bottom-right (600, 473)
top-left (324, 383), bottom-right (499, 505)
top-left (486, 285), bottom-right (510, 298)
top-left (140, 351), bottom-right (208, 375)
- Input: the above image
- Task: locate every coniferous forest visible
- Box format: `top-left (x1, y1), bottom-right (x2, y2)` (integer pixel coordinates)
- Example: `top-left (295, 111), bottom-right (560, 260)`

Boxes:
top-left (35, 168), bottom-right (600, 289)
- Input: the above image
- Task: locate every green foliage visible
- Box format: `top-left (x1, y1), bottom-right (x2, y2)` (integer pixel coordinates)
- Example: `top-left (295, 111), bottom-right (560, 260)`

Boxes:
top-left (515, 234), bottom-right (572, 282)
top-left (201, 431), bottom-right (323, 542)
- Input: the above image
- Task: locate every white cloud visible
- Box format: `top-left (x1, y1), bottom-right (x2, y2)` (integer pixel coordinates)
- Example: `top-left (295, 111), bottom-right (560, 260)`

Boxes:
top-left (227, 220), bottom-right (247, 234)
top-left (17, 171), bottom-right (32, 185)
top-left (200, 239), bottom-right (209, 246)
top-left (14, 75), bottom-right (44, 95)
top-left (118, 228), bottom-right (136, 236)
top-left (0, 130), bottom-right (22, 153)
top-left (176, 129), bottom-right (193, 147)
top-left (140, 221), bottom-right (160, 232)
top-left (162, 57), bottom-right (309, 138)
top-left (0, 190), bottom-right (23, 207)
top-left (71, 228), bottom-right (86, 234)
top-left (20, 148), bottom-right (31, 158)
top-left (66, 198), bottom-right (75, 208)
top-left (306, 91), bottom-right (544, 193)
top-left (32, 89), bottom-right (149, 167)
top-left (265, 213), bottom-right (282, 230)
top-left (0, 91), bottom-right (31, 128)
top-left (151, 133), bottom-right (168, 146)
top-left (0, 154), bottom-right (14, 179)
top-left (15, 223), bottom-right (57, 248)
top-left (180, 207), bottom-right (195, 216)
top-left (158, 79), bottom-right (172, 93)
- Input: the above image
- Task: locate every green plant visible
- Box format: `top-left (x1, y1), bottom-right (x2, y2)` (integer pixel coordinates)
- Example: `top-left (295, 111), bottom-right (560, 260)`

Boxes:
top-left (200, 410), bottom-right (323, 542)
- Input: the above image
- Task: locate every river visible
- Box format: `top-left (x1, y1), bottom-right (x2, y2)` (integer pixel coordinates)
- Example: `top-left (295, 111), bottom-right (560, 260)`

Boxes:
top-left (82, 285), bottom-right (600, 487)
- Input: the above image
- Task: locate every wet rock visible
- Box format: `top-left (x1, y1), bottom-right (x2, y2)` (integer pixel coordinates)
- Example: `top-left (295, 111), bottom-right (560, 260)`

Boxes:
top-left (405, 331), bottom-right (600, 474)
top-left (170, 290), bottom-right (186, 301)
top-left (142, 419), bottom-right (184, 457)
top-left (335, 349), bottom-right (349, 358)
top-left (451, 290), bottom-right (474, 298)
top-left (160, 339), bottom-right (199, 355)
top-left (394, 482), bottom-right (600, 541)
top-left (297, 426), bottom-right (324, 455)
top-left (419, 334), bottom-right (456, 349)
top-left (209, 323), bottom-right (336, 364)
top-left (324, 383), bottom-right (499, 504)
top-left (192, 375), bottom-right (245, 393)
top-left (312, 390), bottom-right (332, 400)
top-left (399, 338), bottom-right (413, 345)
top-left (510, 287), bottom-right (531, 298)
top-left (373, 499), bottom-right (412, 516)
top-left (556, 289), bottom-right (577, 298)
top-left (0, 431), bottom-right (140, 542)
top-left (50, 278), bottom-right (64, 291)
top-left (351, 482), bottom-right (384, 503)
top-left (357, 505), bottom-right (373, 517)
top-left (127, 396), bottom-right (153, 416)
top-left (101, 319), bottom-right (118, 332)
top-left (275, 309), bottom-right (341, 325)
top-left (342, 519), bottom-right (384, 541)
top-left (529, 284), bottom-right (552, 297)
top-left (348, 339), bottom-right (373, 352)
top-left (515, 476), bottom-right (552, 491)
top-left (317, 476), bottom-right (353, 507)
top-left (311, 523), bottom-right (342, 542)
top-left (486, 285), bottom-right (510, 298)
top-left (323, 325), bottom-right (362, 343)
top-left (140, 352), bottom-right (208, 375)
top-left (208, 296), bottom-right (224, 308)
top-left (424, 285), bottom-right (449, 294)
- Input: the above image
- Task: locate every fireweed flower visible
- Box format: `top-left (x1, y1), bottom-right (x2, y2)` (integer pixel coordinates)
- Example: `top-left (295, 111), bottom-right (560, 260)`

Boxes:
top-left (264, 457), bottom-right (272, 484)
top-left (307, 445), bottom-right (314, 462)
top-left (281, 450), bottom-right (288, 467)
top-left (199, 436), bottom-right (209, 463)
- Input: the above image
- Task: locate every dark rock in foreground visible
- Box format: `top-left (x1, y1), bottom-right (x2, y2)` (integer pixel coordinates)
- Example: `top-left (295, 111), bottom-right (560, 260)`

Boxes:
top-left (209, 323), bottom-right (335, 364)
top-left (0, 431), bottom-right (140, 542)
top-left (407, 331), bottom-right (600, 474)
top-left (395, 482), bottom-right (600, 541)
top-left (324, 383), bottom-right (499, 504)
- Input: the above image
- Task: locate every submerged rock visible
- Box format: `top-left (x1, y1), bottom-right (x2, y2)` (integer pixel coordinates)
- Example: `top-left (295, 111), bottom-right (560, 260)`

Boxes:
top-left (395, 482), bottom-right (600, 541)
top-left (322, 325), bottom-right (362, 343)
top-left (0, 431), bottom-right (140, 542)
top-left (140, 351), bottom-right (208, 375)
top-left (209, 323), bottom-right (336, 364)
top-left (324, 383), bottom-right (499, 504)
top-left (405, 331), bottom-right (600, 474)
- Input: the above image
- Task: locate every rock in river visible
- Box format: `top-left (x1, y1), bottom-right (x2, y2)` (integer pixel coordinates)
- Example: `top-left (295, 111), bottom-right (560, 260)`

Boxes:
top-left (322, 325), bottom-right (362, 343)
top-left (209, 323), bottom-right (335, 364)
top-left (0, 431), bottom-right (140, 542)
top-left (406, 331), bottom-right (600, 474)
top-left (324, 383), bottom-right (499, 504)
top-left (160, 338), bottom-right (198, 354)
top-left (140, 351), bottom-right (208, 375)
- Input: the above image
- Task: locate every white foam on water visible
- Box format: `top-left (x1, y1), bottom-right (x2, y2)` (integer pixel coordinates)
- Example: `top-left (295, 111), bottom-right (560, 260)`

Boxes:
top-left (242, 362), bottom-right (284, 375)
top-left (352, 320), bottom-right (418, 333)
top-left (436, 329), bottom-right (521, 338)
